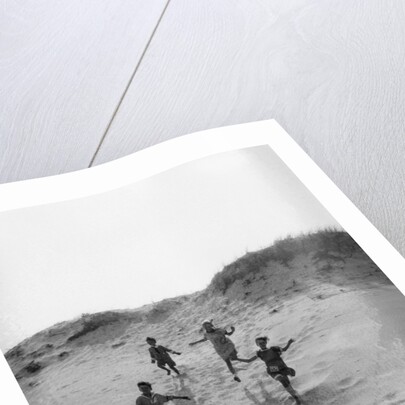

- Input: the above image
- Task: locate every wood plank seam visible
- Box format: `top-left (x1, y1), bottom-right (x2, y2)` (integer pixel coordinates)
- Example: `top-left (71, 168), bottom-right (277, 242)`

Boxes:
top-left (87, 0), bottom-right (173, 167)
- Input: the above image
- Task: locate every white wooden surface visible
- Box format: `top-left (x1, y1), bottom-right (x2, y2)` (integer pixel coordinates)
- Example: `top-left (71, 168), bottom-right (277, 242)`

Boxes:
top-left (0, 0), bottom-right (168, 181)
top-left (1, 1), bottom-right (405, 256)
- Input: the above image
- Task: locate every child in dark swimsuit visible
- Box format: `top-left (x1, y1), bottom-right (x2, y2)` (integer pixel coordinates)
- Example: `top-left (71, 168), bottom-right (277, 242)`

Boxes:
top-left (245, 336), bottom-right (302, 404)
top-left (146, 337), bottom-right (181, 376)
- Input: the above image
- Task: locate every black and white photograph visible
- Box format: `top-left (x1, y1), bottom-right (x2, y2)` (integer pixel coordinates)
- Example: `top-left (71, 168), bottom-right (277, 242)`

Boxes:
top-left (2, 1), bottom-right (405, 404)
top-left (1, 145), bottom-right (405, 405)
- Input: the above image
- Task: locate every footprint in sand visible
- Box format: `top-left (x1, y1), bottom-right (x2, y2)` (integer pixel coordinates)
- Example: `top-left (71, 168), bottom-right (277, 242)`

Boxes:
top-left (336, 376), bottom-right (362, 391)
top-left (336, 377), bottom-right (353, 389)
top-left (312, 360), bottom-right (330, 372)
top-left (382, 391), bottom-right (405, 405)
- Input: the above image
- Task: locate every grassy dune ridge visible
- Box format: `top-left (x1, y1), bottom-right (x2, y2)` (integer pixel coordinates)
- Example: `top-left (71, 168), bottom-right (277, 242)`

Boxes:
top-left (209, 228), bottom-right (368, 294)
top-left (5, 230), bottom-right (405, 405)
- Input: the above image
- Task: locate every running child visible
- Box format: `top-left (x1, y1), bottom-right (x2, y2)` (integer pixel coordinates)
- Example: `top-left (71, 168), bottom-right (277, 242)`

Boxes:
top-left (189, 319), bottom-right (250, 383)
top-left (135, 381), bottom-right (191, 405)
top-left (146, 337), bottom-right (182, 376)
top-left (245, 336), bottom-right (302, 404)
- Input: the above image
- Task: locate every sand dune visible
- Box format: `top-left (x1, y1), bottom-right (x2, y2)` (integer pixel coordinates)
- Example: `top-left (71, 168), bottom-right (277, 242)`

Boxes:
top-left (5, 231), bottom-right (405, 404)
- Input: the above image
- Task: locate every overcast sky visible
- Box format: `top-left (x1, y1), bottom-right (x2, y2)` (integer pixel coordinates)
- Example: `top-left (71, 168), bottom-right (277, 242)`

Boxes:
top-left (0, 146), bottom-right (340, 351)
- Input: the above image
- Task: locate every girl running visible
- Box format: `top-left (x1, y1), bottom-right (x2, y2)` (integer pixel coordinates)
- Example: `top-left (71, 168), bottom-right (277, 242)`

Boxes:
top-left (245, 336), bottom-right (302, 404)
top-left (189, 319), bottom-right (249, 382)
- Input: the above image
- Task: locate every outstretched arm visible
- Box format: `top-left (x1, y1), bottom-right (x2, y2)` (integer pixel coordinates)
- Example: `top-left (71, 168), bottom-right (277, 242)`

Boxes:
top-left (240, 355), bottom-right (258, 363)
top-left (164, 347), bottom-right (181, 355)
top-left (281, 338), bottom-right (295, 352)
top-left (189, 337), bottom-right (207, 346)
top-left (168, 396), bottom-right (191, 401)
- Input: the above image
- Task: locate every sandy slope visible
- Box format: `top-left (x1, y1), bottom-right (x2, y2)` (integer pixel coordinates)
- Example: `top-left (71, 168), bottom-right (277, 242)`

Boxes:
top-left (5, 240), bottom-right (405, 405)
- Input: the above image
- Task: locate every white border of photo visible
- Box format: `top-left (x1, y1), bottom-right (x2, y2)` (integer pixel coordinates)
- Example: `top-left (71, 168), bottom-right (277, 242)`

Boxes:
top-left (1, 120), bottom-right (404, 404)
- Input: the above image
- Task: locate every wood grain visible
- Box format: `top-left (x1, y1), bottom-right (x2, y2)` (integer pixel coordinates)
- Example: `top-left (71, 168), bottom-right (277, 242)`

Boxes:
top-left (92, 0), bottom-right (405, 256)
top-left (0, 0), bottom-right (168, 182)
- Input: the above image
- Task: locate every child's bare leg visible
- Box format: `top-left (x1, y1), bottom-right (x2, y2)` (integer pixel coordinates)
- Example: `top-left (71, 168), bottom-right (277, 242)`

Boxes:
top-left (157, 364), bottom-right (171, 375)
top-left (285, 385), bottom-right (301, 404)
top-left (234, 356), bottom-right (251, 363)
top-left (169, 364), bottom-right (180, 375)
top-left (277, 376), bottom-right (301, 404)
top-left (225, 358), bottom-right (241, 382)
top-left (225, 358), bottom-right (236, 374)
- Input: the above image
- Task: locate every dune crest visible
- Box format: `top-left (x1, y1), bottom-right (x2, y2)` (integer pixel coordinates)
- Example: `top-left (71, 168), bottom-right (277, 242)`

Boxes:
top-left (5, 230), bottom-right (405, 404)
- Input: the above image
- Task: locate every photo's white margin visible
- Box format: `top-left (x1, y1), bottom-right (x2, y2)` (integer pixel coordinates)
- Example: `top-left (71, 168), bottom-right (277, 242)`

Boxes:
top-left (1, 119), bottom-right (404, 404)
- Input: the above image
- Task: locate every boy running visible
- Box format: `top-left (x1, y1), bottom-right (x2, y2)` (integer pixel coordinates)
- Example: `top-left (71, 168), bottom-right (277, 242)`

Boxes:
top-left (245, 336), bottom-right (302, 404)
top-left (146, 337), bottom-right (181, 376)
top-left (135, 381), bottom-right (191, 404)
top-left (189, 319), bottom-right (249, 383)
